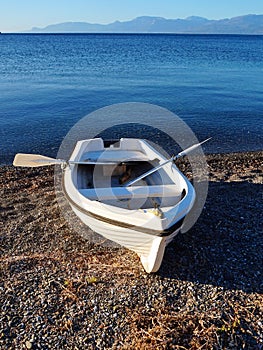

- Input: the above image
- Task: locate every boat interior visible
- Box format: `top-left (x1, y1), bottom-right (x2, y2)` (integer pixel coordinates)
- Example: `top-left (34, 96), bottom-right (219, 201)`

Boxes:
top-left (76, 161), bottom-right (185, 210)
top-left (70, 138), bottom-right (186, 210)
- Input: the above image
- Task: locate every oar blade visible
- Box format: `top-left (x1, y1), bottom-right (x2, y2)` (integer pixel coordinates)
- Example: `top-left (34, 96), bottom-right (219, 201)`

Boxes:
top-left (176, 137), bottom-right (212, 158)
top-left (13, 153), bottom-right (63, 167)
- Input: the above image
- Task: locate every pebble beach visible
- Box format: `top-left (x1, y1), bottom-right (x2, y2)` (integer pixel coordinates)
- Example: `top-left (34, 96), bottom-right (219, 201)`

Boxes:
top-left (0, 151), bottom-right (262, 349)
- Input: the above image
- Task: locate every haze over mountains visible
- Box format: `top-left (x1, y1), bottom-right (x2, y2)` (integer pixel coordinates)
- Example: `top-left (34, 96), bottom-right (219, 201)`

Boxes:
top-left (26, 15), bottom-right (263, 34)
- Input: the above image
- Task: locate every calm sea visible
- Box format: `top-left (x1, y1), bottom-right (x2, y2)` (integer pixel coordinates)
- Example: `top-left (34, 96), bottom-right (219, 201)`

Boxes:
top-left (0, 33), bottom-right (262, 164)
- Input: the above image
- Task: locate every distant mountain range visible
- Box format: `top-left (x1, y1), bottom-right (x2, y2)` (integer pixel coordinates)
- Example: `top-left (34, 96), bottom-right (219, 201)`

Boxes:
top-left (26, 15), bottom-right (263, 34)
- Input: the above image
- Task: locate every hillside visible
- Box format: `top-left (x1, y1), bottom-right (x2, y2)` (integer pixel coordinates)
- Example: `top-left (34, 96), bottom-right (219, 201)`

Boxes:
top-left (26, 14), bottom-right (263, 34)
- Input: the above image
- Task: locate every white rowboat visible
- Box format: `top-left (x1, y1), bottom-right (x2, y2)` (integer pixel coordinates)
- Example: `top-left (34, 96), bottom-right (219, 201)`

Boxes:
top-left (62, 138), bottom-right (196, 273)
top-left (13, 137), bottom-right (211, 273)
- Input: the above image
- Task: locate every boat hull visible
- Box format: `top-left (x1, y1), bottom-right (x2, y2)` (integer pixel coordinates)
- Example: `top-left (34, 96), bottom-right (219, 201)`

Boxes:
top-left (70, 203), bottom-right (182, 273)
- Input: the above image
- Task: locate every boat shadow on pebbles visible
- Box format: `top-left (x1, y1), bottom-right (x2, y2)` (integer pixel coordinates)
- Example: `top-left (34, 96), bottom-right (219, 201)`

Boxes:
top-left (158, 180), bottom-right (263, 294)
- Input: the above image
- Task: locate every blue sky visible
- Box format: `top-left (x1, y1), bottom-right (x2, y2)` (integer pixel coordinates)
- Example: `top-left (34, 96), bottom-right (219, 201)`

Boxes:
top-left (1, 0), bottom-right (263, 32)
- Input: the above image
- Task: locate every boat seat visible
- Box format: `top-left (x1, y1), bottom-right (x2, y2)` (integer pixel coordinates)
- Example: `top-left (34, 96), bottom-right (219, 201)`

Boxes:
top-left (79, 185), bottom-right (182, 201)
top-left (80, 150), bottom-right (150, 163)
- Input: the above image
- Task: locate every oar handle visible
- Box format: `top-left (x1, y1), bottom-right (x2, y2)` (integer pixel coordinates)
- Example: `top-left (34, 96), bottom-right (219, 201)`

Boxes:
top-left (125, 157), bottom-right (173, 187)
top-left (125, 137), bottom-right (211, 187)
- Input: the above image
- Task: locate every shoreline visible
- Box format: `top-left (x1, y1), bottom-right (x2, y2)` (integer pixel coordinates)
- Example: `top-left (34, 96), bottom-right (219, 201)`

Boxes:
top-left (0, 151), bottom-right (262, 348)
top-left (1, 148), bottom-right (263, 166)
top-left (1, 149), bottom-right (263, 168)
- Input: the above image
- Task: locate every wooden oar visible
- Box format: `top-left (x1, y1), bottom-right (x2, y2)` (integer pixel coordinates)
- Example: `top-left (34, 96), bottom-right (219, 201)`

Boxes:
top-left (125, 138), bottom-right (211, 187)
top-left (13, 153), bottom-right (117, 167)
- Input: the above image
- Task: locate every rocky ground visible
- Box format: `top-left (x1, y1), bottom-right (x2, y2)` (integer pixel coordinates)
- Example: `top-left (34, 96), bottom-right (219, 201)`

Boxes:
top-left (0, 151), bottom-right (262, 349)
